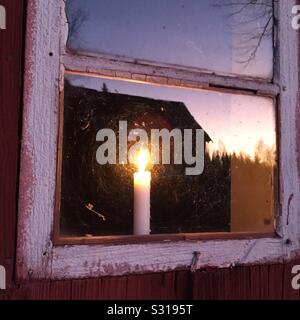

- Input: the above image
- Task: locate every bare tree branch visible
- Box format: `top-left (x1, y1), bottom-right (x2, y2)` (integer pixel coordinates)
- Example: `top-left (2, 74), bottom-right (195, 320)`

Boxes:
top-left (65, 0), bottom-right (89, 47)
top-left (213, 0), bottom-right (274, 67)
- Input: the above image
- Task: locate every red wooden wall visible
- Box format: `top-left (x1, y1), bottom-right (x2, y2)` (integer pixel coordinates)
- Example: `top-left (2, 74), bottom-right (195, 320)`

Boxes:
top-left (1, 0), bottom-right (300, 300)
top-left (1, 262), bottom-right (300, 300)
top-left (0, 0), bottom-right (26, 288)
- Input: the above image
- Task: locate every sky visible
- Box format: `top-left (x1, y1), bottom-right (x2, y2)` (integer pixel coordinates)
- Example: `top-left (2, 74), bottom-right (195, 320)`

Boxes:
top-left (66, 0), bottom-right (273, 78)
top-left (67, 74), bottom-right (276, 161)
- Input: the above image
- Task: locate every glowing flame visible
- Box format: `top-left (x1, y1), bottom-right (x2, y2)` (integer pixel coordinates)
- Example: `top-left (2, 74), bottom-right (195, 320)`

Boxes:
top-left (136, 149), bottom-right (149, 172)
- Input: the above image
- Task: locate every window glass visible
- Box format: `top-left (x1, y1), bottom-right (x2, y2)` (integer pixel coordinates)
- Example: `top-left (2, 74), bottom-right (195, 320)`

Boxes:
top-left (59, 74), bottom-right (276, 237)
top-left (66, 0), bottom-right (273, 78)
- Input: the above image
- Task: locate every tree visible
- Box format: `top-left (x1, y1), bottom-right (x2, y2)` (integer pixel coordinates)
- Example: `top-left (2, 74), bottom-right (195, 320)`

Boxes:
top-left (213, 0), bottom-right (274, 66)
top-left (64, 0), bottom-right (89, 47)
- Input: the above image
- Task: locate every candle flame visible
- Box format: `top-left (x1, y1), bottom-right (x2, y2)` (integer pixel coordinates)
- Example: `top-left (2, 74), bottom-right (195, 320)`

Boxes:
top-left (136, 149), bottom-right (149, 172)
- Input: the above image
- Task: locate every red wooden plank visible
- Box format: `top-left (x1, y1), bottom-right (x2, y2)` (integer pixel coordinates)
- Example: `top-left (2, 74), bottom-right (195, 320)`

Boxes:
top-left (0, 262), bottom-right (299, 300)
top-left (249, 265), bottom-right (269, 300)
top-left (125, 273), bottom-right (163, 300)
top-left (71, 279), bottom-right (100, 300)
top-left (193, 268), bottom-right (231, 300)
top-left (27, 281), bottom-right (52, 300)
top-left (193, 269), bottom-right (213, 299)
top-left (192, 263), bottom-right (300, 300)
top-left (0, 285), bottom-right (29, 300)
top-left (229, 266), bottom-right (251, 300)
top-left (268, 264), bottom-right (284, 300)
top-left (99, 276), bottom-right (129, 300)
top-left (172, 270), bottom-right (192, 300)
top-left (0, 0), bottom-right (25, 287)
top-left (160, 271), bottom-right (191, 300)
top-left (28, 281), bottom-right (72, 300)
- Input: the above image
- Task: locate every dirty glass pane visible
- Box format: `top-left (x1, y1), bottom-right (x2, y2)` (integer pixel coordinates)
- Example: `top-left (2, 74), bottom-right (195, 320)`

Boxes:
top-left (59, 74), bottom-right (276, 237)
top-left (66, 0), bottom-right (273, 78)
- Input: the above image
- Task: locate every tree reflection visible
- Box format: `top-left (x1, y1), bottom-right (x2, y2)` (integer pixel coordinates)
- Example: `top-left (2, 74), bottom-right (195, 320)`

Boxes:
top-left (213, 0), bottom-right (274, 66)
top-left (65, 0), bottom-right (89, 47)
top-left (60, 81), bottom-right (275, 236)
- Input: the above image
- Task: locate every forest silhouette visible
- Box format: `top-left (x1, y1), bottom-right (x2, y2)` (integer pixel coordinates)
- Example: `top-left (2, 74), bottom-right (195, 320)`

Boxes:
top-left (60, 81), bottom-right (275, 236)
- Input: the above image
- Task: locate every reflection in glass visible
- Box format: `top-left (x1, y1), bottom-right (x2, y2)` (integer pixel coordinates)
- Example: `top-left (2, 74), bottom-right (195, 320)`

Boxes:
top-left (59, 74), bottom-right (276, 237)
top-left (66, 0), bottom-right (273, 78)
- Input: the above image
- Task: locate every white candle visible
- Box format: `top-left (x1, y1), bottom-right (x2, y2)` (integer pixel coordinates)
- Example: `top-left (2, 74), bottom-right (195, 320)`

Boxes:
top-left (133, 149), bottom-right (151, 235)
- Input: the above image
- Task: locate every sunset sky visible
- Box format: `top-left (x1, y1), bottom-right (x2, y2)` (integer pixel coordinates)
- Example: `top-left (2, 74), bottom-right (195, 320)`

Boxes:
top-left (67, 74), bottom-right (276, 161)
top-left (67, 0), bottom-right (273, 78)
top-left (66, 0), bottom-right (275, 161)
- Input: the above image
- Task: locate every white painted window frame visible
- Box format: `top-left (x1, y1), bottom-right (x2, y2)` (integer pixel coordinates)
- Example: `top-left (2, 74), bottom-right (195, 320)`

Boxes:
top-left (16, 0), bottom-right (300, 280)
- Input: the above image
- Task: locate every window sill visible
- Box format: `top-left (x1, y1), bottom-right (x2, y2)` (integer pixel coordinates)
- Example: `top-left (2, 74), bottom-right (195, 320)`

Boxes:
top-left (54, 232), bottom-right (277, 246)
top-left (16, 0), bottom-right (300, 281)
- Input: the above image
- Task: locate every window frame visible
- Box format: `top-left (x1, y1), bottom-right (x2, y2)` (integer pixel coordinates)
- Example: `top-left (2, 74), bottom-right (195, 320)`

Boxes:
top-left (16, 0), bottom-right (300, 280)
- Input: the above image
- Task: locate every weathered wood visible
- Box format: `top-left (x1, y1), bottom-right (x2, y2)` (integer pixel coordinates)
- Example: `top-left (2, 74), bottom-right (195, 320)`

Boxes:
top-left (275, 0), bottom-right (300, 244)
top-left (0, 0), bottom-right (25, 287)
top-left (16, 0), bottom-right (300, 281)
top-left (192, 261), bottom-right (300, 300)
top-left (17, 0), bottom-right (61, 280)
top-left (297, 0), bottom-right (300, 194)
top-left (2, 263), bottom-right (300, 300)
top-left (55, 232), bottom-right (275, 246)
top-left (1, 0), bottom-right (300, 302)
top-left (62, 55), bottom-right (280, 98)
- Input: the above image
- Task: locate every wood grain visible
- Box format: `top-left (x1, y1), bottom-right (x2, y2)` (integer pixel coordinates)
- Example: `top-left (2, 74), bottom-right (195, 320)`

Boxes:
top-left (0, 0), bottom-right (25, 287)
top-left (1, 0), bottom-right (300, 301)
top-left (1, 262), bottom-right (300, 300)
top-left (16, 0), bottom-right (300, 281)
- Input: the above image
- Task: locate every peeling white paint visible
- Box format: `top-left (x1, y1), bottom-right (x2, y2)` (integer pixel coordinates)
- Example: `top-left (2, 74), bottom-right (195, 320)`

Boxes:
top-left (16, 0), bottom-right (300, 280)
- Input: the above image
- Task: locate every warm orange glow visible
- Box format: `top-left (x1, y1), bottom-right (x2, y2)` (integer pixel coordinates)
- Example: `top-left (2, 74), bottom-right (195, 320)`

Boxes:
top-left (135, 149), bottom-right (150, 172)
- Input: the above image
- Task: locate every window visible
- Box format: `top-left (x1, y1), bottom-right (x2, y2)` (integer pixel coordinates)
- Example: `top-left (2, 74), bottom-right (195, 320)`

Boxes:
top-left (66, 0), bottom-right (273, 78)
top-left (58, 74), bottom-right (276, 240)
top-left (17, 0), bottom-right (300, 280)
top-left (57, 0), bottom-right (276, 241)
